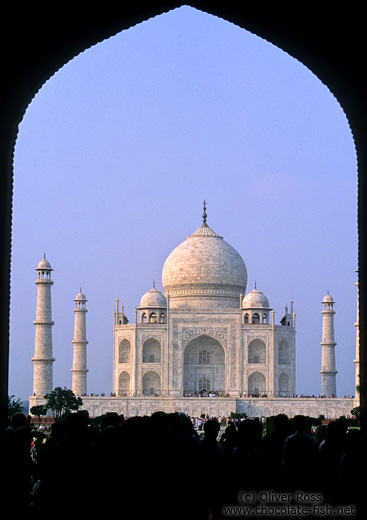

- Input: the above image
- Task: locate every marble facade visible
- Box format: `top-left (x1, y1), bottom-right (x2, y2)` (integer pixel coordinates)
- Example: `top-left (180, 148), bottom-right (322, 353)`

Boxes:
top-left (30, 206), bottom-right (358, 420)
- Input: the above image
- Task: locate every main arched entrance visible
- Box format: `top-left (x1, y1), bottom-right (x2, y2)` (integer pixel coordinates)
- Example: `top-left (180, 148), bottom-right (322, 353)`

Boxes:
top-left (183, 334), bottom-right (225, 395)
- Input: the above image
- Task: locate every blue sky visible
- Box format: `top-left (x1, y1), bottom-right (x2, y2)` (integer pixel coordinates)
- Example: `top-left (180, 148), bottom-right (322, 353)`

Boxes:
top-left (9, 6), bottom-right (357, 401)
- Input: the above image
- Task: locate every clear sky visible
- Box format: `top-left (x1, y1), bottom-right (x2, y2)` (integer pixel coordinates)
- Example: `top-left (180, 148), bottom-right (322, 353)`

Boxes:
top-left (9, 6), bottom-right (357, 402)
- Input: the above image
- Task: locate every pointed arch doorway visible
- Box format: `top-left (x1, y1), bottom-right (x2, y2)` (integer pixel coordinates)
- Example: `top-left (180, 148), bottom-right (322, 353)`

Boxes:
top-left (183, 334), bottom-right (225, 394)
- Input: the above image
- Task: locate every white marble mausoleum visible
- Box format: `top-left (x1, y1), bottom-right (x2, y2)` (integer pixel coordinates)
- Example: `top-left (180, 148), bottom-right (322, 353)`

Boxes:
top-left (29, 204), bottom-right (358, 419)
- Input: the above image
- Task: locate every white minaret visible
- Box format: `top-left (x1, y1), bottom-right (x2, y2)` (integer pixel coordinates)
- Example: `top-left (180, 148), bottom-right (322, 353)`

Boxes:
top-left (320, 291), bottom-right (337, 397)
top-left (354, 273), bottom-right (360, 400)
top-left (32, 255), bottom-right (55, 396)
top-left (71, 289), bottom-right (88, 396)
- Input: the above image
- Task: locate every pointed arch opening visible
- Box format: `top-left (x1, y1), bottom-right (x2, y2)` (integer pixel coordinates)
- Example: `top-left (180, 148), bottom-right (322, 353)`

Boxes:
top-left (248, 371), bottom-right (266, 396)
top-left (142, 338), bottom-right (161, 363)
top-left (119, 339), bottom-right (131, 363)
top-left (278, 372), bottom-right (290, 396)
top-left (118, 371), bottom-right (130, 396)
top-left (248, 338), bottom-right (266, 364)
top-left (183, 334), bottom-right (225, 395)
top-left (4, 6), bottom-right (359, 421)
top-left (142, 370), bottom-right (161, 396)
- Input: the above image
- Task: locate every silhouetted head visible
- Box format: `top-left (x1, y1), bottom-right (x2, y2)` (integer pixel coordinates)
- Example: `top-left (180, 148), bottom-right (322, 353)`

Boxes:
top-left (204, 419), bottom-right (220, 440)
top-left (273, 413), bottom-right (289, 432)
top-left (237, 419), bottom-right (263, 446)
top-left (10, 412), bottom-right (27, 429)
top-left (101, 411), bottom-right (120, 430)
top-left (327, 419), bottom-right (347, 441)
top-left (293, 415), bottom-right (307, 432)
top-left (225, 423), bottom-right (238, 441)
top-left (65, 411), bottom-right (89, 436)
top-left (50, 420), bottom-right (66, 440)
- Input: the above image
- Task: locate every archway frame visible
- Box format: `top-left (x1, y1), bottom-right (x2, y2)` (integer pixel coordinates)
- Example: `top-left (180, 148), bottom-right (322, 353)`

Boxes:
top-left (142, 369), bottom-right (161, 396)
top-left (118, 370), bottom-right (131, 396)
top-left (0, 4), bottom-right (365, 435)
top-left (183, 333), bottom-right (226, 394)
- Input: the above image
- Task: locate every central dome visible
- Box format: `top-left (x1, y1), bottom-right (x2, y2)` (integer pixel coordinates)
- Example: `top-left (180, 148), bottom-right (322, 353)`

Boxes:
top-left (162, 217), bottom-right (247, 309)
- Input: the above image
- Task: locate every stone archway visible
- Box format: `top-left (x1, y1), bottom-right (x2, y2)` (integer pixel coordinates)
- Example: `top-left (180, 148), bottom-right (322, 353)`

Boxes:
top-left (278, 372), bottom-right (290, 396)
top-left (248, 371), bottom-right (266, 395)
top-left (119, 339), bottom-right (131, 363)
top-left (142, 370), bottom-right (161, 396)
top-left (248, 338), bottom-right (266, 364)
top-left (118, 370), bottom-right (130, 396)
top-left (142, 338), bottom-right (161, 363)
top-left (183, 334), bottom-right (225, 394)
top-left (278, 340), bottom-right (290, 364)
top-left (0, 4), bottom-right (364, 436)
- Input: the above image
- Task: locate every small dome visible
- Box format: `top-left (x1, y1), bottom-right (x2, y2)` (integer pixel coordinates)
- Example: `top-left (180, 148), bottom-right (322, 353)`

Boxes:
top-left (140, 283), bottom-right (167, 308)
top-left (37, 257), bottom-right (52, 270)
top-left (242, 285), bottom-right (270, 309)
top-left (75, 290), bottom-right (87, 301)
top-left (322, 291), bottom-right (334, 303)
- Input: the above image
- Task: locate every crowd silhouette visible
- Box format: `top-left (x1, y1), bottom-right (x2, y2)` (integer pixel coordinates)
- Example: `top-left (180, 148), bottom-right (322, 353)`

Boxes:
top-left (3, 409), bottom-right (363, 519)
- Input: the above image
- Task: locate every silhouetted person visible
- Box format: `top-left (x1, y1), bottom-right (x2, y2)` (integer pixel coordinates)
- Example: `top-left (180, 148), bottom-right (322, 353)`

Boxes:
top-left (198, 419), bottom-right (225, 518)
top-left (319, 419), bottom-right (347, 501)
top-left (11, 425), bottom-right (34, 508)
top-left (230, 419), bottom-right (263, 492)
top-left (100, 411), bottom-right (123, 431)
top-left (160, 413), bottom-right (202, 520)
top-left (9, 411), bottom-right (29, 430)
top-left (200, 418), bottom-right (224, 460)
top-left (40, 412), bottom-right (98, 512)
top-left (4, 413), bottom-right (33, 509)
top-left (34, 420), bottom-right (66, 487)
top-left (282, 415), bottom-right (319, 490)
top-left (220, 423), bottom-right (238, 464)
top-left (340, 428), bottom-right (362, 505)
top-left (260, 414), bottom-right (290, 489)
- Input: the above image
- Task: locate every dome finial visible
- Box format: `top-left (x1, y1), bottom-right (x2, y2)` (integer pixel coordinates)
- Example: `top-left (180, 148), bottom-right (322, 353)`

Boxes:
top-left (202, 200), bottom-right (207, 226)
top-left (254, 280), bottom-right (257, 289)
top-left (153, 279), bottom-right (155, 289)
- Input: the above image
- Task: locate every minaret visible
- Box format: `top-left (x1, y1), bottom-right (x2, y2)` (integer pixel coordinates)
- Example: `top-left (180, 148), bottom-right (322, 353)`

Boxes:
top-left (354, 273), bottom-right (360, 400)
top-left (32, 255), bottom-right (55, 396)
top-left (71, 289), bottom-right (88, 396)
top-left (320, 291), bottom-right (337, 397)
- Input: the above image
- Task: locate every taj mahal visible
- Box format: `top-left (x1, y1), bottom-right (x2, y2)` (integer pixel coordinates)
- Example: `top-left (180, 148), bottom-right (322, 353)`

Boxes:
top-left (29, 203), bottom-right (358, 419)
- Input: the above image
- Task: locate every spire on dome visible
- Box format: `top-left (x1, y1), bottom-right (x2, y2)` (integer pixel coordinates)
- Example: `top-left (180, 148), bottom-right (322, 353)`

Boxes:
top-left (202, 200), bottom-right (207, 226)
top-left (188, 202), bottom-right (223, 238)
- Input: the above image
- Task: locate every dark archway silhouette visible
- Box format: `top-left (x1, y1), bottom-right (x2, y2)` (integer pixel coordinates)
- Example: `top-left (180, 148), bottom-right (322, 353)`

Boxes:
top-left (1, 4), bottom-right (365, 438)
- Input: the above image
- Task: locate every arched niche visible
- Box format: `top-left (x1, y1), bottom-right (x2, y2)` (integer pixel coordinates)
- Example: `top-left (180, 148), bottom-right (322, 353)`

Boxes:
top-left (183, 334), bottom-right (225, 394)
top-left (248, 371), bottom-right (266, 395)
top-left (119, 339), bottom-right (131, 363)
top-left (248, 338), bottom-right (266, 364)
top-left (142, 338), bottom-right (161, 363)
top-left (118, 370), bottom-right (130, 396)
top-left (278, 372), bottom-right (290, 396)
top-left (142, 370), bottom-right (161, 396)
top-left (278, 340), bottom-right (290, 364)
